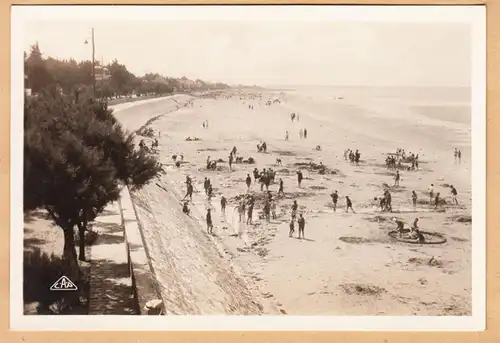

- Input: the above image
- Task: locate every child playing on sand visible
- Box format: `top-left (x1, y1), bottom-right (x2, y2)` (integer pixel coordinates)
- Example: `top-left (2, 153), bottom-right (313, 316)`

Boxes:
top-left (330, 191), bottom-right (339, 212)
top-left (271, 200), bottom-right (277, 220)
top-left (450, 185), bottom-right (459, 205)
top-left (182, 202), bottom-right (190, 215)
top-left (428, 184), bottom-right (434, 203)
top-left (289, 219), bottom-right (295, 238)
top-left (346, 196), bottom-right (355, 213)
top-left (298, 214), bottom-right (306, 239)
top-left (392, 217), bottom-right (405, 237)
top-left (247, 201), bottom-right (254, 225)
top-left (238, 200), bottom-right (246, 222)
top-left (434, 192), bottom-right (441, 209)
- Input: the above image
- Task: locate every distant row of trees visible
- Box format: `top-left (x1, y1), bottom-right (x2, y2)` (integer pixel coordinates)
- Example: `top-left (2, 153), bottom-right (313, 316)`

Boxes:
top-left (24, 43), bottom-right (230, 99)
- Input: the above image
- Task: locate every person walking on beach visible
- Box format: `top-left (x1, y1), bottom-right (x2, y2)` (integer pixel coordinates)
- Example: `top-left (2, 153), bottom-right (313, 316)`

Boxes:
top-left (291, 200), bottom-right (298, 221)
top-left (207, 184), bottom-right (214, 200)
top-left (346, 196), bottom-right (355, 213)
top-left (394, 170), bottom-right (401, 187)
top-left (450, 185), bottom-right (459, 205)
top-left (183, 182), bottom-right (194, 201)
top-left (297, 170), bottom-right (303, 188)
top-left (247, 201), bottom-right (254, 225)
top-left (299, 129), bottom-right (304, 139)
top-left (304, 128), bottom-right (308, 139)
top-left (412, 190), bottom-right (418, 208)
top-left (298, 214), bottom-right (306, 239)
top-left (428, 184), bottom-right (435, 204)
top-left (206, 208), bottom-right (214, 234)
top-left (203, 177), bottom-right (209, 195)
top-left (330, 190), bottom-right (339, 212)
top-left (278, 178), bottom-right (284, 196)
top-left (246, 174), bottom-right (252, 192)
top-left (285, 131), bottom-right (289, 141)
top-left (289, 219), bottom-right (295, 238)
top-left (220, 195), bottom-right (227, 215)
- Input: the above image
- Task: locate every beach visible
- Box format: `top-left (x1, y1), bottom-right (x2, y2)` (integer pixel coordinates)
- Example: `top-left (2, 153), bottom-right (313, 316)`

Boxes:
top-left (126, 86), bottom-right (472, 316)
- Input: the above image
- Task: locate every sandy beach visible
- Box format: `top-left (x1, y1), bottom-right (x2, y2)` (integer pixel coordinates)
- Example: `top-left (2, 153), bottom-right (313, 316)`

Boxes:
top-left (127, 86), bottom-right (472, 316)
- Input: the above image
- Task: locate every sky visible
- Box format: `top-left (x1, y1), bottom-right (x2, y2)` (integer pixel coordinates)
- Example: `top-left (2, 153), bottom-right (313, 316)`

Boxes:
top-left (23, 19), bottom-right (472, 87)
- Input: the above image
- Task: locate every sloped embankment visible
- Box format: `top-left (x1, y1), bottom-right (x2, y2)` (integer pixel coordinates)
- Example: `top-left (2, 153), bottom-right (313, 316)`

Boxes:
top-left (131, 181), bottom-right (263, 315)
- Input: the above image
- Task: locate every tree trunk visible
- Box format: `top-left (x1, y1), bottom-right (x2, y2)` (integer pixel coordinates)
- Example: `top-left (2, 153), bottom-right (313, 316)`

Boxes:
top-left (77, 222), bottom-right (86, 262)
top-left (62, 225), bottom-right (80, 281)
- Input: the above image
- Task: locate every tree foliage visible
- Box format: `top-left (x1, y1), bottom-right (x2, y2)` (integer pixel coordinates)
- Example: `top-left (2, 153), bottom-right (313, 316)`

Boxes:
top-left (24, 44), bottom-right (230, 99)
top-left (24, 90), bottom-right (162, 271)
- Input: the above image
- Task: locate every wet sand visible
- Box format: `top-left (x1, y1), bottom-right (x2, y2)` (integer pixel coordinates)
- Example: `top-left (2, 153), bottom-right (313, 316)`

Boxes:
top-left (129, 87), bottom-right (472, 315)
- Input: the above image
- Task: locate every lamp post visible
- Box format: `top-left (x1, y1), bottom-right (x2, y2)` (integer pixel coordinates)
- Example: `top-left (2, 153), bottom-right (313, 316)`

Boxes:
top-left (84, 28), bottom-right (96, 99)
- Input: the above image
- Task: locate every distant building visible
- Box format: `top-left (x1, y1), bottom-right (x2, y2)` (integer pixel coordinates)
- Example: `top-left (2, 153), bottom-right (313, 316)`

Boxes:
top-left (95, 66), bottom-right (111, 81)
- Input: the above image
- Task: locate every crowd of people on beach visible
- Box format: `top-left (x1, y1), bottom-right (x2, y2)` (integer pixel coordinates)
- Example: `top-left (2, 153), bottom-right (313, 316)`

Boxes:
top-left (144, 94), bottom-right (466, 245)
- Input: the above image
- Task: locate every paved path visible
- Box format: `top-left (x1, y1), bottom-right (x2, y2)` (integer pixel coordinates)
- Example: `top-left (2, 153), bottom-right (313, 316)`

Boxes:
top-left (88, 201), bottom-right (137, 315)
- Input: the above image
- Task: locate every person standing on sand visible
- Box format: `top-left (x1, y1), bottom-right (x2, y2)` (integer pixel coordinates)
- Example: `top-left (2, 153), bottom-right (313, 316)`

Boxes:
top-left (394, 170), bottom-right (401, 187)
top-left (289, 219), bottom-right (295, 237)
top-left (232, 146), bottom-right (237, 158)
top-left (247, 201), bottom-right (254, 225)
top-left (220, 195), bottom-right (227, 215)
top-left (299, 129), bottom-right (304, 139)
top-left (207, 184), bottom-right (213, 201)
top-left (206, 208), bottom-right (214, 234)
top-left (412, 190), bottom-right (418, 208)
top-left (304, 128), bottom-right (308, 139)
top-left (278, 178), bottom-right (284, 196)
top-left (346, 196), bottom-right (355, 213)
top-left (291, 200), bottom-right (299, 221)
top-left (454, 148), bottom-right (458, 160)
top-left (450, 185), bottom-right (459, 205)
top-left (263, 200), bottom-right (271, 222)
top-left (297, 170), bottom-right (303, 188)
top-left (330, 190), bottom-right (339, 212)
top-left (246, 174), bottom-right (252, 192)
top-left (285, 131), bottom-right (289, 141)
top-left (298, 214), bottom-right (306, 239)
top-left (271, 200), bottom-right (277, 220)
top-left (203, 177), bottom-right (209, 195)
top-left (458, 150), bottom-right (462, 163)
top-left (428, 184), bottom-right (434, 204)
top-left (238, 200), bottom-right (246, 222)
top-left (228, 153), bottom-right (233, 170)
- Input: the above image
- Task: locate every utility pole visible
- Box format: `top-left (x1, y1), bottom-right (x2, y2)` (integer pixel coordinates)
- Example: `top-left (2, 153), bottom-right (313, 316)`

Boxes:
top-left (92, 28), bottom-right (96, 99)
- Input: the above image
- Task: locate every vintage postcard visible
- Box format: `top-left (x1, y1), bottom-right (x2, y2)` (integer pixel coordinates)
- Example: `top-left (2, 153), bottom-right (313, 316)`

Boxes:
top-left (10, 5), bottom-right (486, 331)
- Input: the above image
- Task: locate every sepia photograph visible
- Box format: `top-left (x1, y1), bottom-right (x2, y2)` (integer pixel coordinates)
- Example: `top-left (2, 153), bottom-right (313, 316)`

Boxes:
top-left (11, 5), bottom-right (485, 331)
